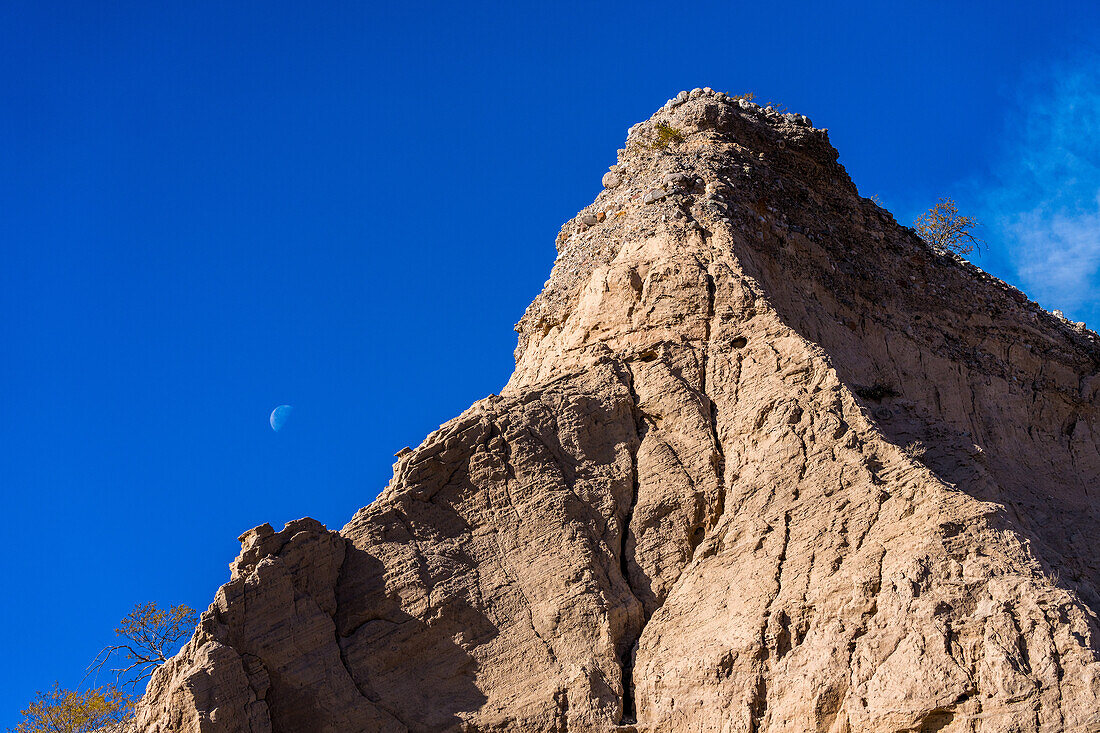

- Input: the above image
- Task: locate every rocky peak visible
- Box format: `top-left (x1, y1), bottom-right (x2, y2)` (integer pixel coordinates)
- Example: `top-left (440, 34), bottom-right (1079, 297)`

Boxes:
top-left (133, 93), bottom-right (1100, 733)
top-left (516, 87), bottom-right (846, 364)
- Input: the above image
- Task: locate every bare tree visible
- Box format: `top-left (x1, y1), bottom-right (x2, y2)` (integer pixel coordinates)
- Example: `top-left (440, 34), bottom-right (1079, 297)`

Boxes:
top-left (914, 197), bottom-right (984, 255)
top-left (14, 603), bottom-right (195, 732)
top-left (87, 603), bottom-right (197, 689)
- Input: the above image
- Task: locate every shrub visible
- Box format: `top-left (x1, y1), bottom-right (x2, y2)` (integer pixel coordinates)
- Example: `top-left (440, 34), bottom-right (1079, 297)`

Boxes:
top-left (14, 602), bottom-right (196, 732)
top-left (655, 123), bottom-right (684, 146)
top-left (729, 91), bottom-right (787, 112)
top-left (904, 441), bottom-right (927, 461)
top-left (639, 122), bottom-right (685, 151)
top-left (12, 684), bottom-right (131, 733)
top-left (914, 198), bottom-right (984, 255)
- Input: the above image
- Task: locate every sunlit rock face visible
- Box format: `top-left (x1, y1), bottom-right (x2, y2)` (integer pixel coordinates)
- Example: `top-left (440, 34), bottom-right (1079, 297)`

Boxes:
top-left (133, 89), bottom-right (1100, 733)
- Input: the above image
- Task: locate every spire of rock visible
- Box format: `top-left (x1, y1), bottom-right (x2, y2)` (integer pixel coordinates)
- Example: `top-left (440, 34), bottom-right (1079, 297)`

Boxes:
top-left (133, 90), bottom-right (1100, 733)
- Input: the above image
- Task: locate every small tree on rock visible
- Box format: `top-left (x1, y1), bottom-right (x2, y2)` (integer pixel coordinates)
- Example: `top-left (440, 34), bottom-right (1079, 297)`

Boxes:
top-left (914, 197), bottom-right (984, 255)
top-left (13, 602), bottom-right (195, 733)
top-left (88, 602), bottom-right (197, 689)
top-left (11, 684), bottom-right (131, 733)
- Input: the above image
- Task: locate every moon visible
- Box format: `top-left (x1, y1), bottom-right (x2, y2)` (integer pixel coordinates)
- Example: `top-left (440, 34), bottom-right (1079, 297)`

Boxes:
top-left (269, 405), bottom-right (293, 432)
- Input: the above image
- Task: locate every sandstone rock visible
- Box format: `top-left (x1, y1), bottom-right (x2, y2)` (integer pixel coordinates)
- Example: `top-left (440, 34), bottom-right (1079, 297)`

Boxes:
top-left (133, 91), bottom-right (1100, 733)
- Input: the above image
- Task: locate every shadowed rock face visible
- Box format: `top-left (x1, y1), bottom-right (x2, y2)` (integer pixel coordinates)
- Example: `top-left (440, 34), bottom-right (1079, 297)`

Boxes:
top-left (133, 90), bottom-right (1100, 733)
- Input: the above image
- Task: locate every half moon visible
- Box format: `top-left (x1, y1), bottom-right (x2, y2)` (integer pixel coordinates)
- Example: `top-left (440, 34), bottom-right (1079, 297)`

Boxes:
top-left (269, 405), bottom-right (293, 432)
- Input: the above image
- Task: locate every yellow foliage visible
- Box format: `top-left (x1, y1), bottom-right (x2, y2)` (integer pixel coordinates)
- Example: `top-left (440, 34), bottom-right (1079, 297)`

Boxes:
top-left (15, 603), bottom-right (195, 732)
top-left (914, 197), bottom-right (984, 255)
top-left (13, 683), bottom-right (131, 733)
top-left (115, 602), bottom-right (195, 645)
top-left (639, 122), bottom-right (685, 151)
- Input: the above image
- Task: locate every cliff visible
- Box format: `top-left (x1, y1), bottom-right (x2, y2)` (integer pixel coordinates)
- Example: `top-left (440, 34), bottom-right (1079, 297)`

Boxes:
top-left (132, 89), bottom-right (1100, 732)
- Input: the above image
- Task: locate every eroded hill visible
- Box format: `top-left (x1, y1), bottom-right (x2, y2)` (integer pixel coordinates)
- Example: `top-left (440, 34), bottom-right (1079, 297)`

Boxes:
top-left (133, 90), bottom-right (1100, 733)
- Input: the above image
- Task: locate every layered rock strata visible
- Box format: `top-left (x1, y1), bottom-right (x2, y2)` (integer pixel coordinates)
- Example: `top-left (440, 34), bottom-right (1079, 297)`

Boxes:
top-left (133, 89), bottom-right (1100, 732)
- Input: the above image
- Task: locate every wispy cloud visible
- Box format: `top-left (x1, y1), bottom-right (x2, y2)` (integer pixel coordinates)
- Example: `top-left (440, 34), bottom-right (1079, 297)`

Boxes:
top-left (982, 57), bottom-right (1100, 322)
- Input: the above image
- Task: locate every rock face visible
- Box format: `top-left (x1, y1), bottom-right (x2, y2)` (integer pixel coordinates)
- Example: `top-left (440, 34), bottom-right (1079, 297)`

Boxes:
top-left (133, 90), bottom-right (1100, 732)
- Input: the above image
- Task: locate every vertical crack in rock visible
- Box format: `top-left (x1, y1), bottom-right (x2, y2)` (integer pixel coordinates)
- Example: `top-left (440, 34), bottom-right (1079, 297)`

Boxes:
top-left (701, 262), bottom-right (717, 396)
top-left (332, 539), bottom-right (413, 732)
top-left (237, 652), bottom-right (272, 722)
top-left (618, 361), bottom-right (645, 725)
top-left (702, 266), bottom-right (728, 536)
top-left (617, 262), bottom-right (734, 724)
top-left (751, 510), bottom-right (791, 731)
top-left (1040, 607), bottom-right (1067, 730)
top-left (332, 545), bottom-right (372, 696)
top-left (1005, 607), bottom-right (1033, 676)
top-left (552, 687), bottom-right (569, 733)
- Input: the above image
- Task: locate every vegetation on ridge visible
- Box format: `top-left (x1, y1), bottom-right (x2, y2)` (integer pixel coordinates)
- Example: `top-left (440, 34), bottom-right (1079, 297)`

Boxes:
top-left (644, 122), bottom-right (686, 151)
top-left (12, 685), bottom-right (131, 733)
top-left (914, 197), bottom-right (985, 255)
top-left (11, 603), bottom-right (196, 732)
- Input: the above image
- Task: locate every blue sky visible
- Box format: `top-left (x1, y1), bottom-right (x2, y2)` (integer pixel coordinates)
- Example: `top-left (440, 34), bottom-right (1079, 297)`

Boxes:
top-left (973, 56), bottom-right (1100, 317)
top-left (2, 0), bottom-right (1099, 722)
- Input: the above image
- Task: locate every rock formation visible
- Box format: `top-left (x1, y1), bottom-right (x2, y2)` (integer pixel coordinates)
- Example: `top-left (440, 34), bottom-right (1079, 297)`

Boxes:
top-left (132, 89), bottom-right (1100, 732)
